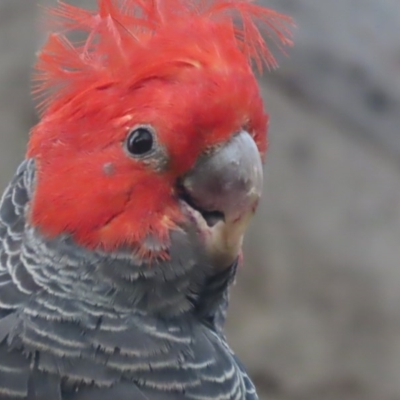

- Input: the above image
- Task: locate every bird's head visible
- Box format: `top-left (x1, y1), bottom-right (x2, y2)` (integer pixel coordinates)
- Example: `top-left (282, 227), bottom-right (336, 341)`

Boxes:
top-left (27, 0), bottom-right (292, 268)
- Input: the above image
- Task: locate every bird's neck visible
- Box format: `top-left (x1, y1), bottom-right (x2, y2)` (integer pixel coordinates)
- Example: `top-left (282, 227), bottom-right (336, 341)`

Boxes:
top-left (24, 226), bottom-right (237, 325)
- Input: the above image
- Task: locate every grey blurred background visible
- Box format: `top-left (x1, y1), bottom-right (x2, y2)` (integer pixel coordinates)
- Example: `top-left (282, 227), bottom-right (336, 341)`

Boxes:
top-left (1, 1), bottom-right (400, 399)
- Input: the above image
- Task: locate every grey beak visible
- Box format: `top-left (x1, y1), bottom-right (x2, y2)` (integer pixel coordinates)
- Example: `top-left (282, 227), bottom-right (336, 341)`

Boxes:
top-left (181, 130), bottom-right (263, 225)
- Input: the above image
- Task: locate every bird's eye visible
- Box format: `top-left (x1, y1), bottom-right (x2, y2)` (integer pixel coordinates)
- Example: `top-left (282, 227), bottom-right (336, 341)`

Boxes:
top-left (126, 127), bottom-right (154, 156)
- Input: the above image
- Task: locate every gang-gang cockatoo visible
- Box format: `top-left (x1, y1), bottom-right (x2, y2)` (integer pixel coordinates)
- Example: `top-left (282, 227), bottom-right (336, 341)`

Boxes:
top-left (0, 0), bottom-right (292, 399)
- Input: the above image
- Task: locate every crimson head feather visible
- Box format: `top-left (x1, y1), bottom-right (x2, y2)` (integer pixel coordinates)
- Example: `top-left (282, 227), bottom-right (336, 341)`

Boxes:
top-left (27, 0), bottom-right (293, 259)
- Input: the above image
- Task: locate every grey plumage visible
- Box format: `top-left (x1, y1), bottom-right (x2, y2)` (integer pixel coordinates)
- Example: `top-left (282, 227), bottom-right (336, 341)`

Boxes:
top-left (0, 160), bottom-right (258, 400)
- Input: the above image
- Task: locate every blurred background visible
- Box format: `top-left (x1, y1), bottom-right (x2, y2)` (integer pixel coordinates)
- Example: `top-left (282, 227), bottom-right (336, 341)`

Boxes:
top-left (1, 1), bottom-right (400, 399)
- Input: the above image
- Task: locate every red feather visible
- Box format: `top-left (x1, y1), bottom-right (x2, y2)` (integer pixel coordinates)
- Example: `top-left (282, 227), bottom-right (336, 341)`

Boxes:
top-left (28, 0), bottom-right (293, 253)
top-left (33, 0), bottom-right (293, 115)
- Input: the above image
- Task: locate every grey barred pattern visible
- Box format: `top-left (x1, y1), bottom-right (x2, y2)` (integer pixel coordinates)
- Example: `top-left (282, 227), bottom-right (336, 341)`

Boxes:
top-left (0, 160), bottom-right (258, 400)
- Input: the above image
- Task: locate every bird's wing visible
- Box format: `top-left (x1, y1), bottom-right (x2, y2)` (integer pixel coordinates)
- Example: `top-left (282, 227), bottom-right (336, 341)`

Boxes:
top-left (0, 160), bottom-right (35, 398)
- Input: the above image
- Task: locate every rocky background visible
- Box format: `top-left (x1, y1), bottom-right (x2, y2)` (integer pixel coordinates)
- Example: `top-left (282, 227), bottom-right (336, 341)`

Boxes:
top-left (1, 1), bottom-right (400, 399)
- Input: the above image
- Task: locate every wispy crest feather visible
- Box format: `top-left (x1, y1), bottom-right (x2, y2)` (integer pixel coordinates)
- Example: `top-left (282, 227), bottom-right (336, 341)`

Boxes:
top-left (33, 0), bottom-right (293, 114)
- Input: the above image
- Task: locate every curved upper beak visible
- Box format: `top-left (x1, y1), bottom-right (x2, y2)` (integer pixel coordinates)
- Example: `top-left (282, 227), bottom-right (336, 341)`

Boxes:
top-left (179, 130), bottom-right (263, 267)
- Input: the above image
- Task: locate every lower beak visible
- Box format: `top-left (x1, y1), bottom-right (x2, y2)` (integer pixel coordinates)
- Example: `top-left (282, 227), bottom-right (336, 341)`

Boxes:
top-left (179, 130), bottom-right (263, 267)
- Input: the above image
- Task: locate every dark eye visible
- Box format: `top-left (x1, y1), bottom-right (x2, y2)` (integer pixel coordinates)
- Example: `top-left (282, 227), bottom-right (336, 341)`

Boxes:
top-left (126, 127), bottom-right (154, 156)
